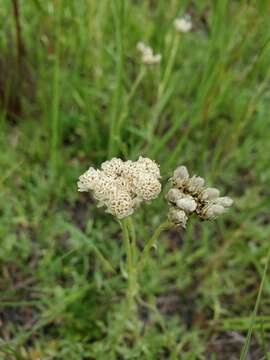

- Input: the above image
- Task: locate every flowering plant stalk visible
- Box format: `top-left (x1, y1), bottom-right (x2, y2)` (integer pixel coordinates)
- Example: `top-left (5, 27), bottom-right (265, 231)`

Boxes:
top-left (78, 158), bottom-right (233, 315)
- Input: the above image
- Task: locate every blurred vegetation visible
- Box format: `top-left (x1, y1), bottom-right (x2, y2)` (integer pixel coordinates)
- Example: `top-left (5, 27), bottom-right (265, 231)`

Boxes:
top-left (1, 0), bottom-right (270, 359)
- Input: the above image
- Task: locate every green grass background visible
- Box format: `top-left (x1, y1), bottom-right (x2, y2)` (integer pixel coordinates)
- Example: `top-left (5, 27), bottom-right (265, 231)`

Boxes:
top-left (1, 0), bottom-right (270, 359)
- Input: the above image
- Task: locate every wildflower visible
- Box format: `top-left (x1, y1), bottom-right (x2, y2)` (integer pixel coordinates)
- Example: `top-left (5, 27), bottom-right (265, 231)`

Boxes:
top-left (165, 188), bottom-right (183, 203)
top-left (168, 208), bottom-right (188, 228)
top-left (106, 190), bottom-right (134, 219)
top-left (136, 156), bottom-right (161, 179)
top-left (101, 157), bottom-right (124, 178)
top-left (201, 204), bottom-right (225, 220)
top-left (166, 165), bottom-right (233, 228)
top-left (78, 157), bottom-right (162, 219)
top-left (199, 187), bottom-right (220, 201)
top-left (77, 168), bottom-right (101, 192)
top-left (176, 196), bottom-right (197, 214)
top-left (174, 16), bottom-right (192, 33)
top-left (133, 172), bottom-right (161, 201)
top-left (137, 41), bottom-right (161, 65)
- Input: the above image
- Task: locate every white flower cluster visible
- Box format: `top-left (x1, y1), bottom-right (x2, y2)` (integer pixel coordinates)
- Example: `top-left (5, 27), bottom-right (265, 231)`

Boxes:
top-left (166, 166), bottom-right (233, 228)
top-left (174, 16), bottom-right (192, 33)
top-left (137, 42), bottom-right (162, 65)
top-left (78, 157), bottom-right (161, 219)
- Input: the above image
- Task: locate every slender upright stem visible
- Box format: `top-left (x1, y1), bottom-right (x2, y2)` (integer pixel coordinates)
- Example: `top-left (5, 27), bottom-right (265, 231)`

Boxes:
top-left (120, 218), bottom-right (137, 311)
top-left (147, 34), bottom-right (180, 140)
top-left (158, 34), bottom-right (180, 97)
top-left (126, 217), bottom-right (137, 263)
top-left (117, 67), bottom-right (146, 142)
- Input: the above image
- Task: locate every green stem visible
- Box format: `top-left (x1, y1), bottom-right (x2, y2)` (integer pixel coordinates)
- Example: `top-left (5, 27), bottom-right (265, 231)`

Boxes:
top-left (117, 66), bottom-right (146, 139)
top-left (120, 218), bottom-right (137, 311)
top-left (126, 66), bottom-right (146, 104)
top-left (138, 220), bottom-right (171, 271)
top-left (158, 34), bottom-right (180, 97)
top-left (147, 34), bottom-right (180, 140)
top-left (126, 217), bottom-right (137, 263)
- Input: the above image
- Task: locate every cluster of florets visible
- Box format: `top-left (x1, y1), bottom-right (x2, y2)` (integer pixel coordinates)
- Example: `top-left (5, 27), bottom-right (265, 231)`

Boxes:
top-left (166, 166), bottom-right (233, 228)
top-left (78, 157), bottom-right (161, 219)
top-left (137, 42), bottom-right (162, 65)
top-left (174, 16), bottom-right (192, 33)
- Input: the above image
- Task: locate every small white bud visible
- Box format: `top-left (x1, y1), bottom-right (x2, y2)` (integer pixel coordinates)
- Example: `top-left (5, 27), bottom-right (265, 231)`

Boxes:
top-left (187, 176), bottom-right (205, 193)
top-left (168, 209), bottom-right (188, 228)
top-left (174, 17), bottom-right (192, 33)
top-left (214, 197), bottom-right (233, 208)
top-left (142, 53), bottom-right (161, 65)
top-left (137, 42), bottom-right (161, 65)
top-left (200, 187), bottom-right (220, 201)
top-left (166, 188), bottom-right (183, 203)
top-left (204, 204), bottom-right (225, 219)
top-left (173, 166), bottom-right (189, 181)
top-left (176, 197), bottom-right (197, 213)
top-left (137, 41), bottom-right (147, 53)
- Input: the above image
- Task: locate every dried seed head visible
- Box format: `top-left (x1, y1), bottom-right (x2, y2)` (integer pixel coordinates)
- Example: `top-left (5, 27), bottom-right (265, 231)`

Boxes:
top-left (78, 156), bottom-right (162, 219)
top-left (101, 158), bottom-right (123, 178)
top-left (115, 176), bottom-right (133, 192)
top-left (137, 156), bottom-right (161, 179)
top-left (176, 196), bottom-right (197, 214)
top-left (133, 172), bottom-right (161, 201)
top-left (92, 175), bottom-right (118, 202)
top-left (174, 17), bottom-right (192, 33)
top-left (122, 160), bottom-right (138, 180)
top-left (77, 168), bottom-right (101, 192)
top-left (168, 209), bottom-right (187, 228)
top-left (106, 191), bottom-right (134, 219)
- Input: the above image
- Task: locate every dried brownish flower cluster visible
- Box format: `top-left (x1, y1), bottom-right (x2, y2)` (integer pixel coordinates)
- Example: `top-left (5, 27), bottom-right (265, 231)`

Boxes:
top-left (166, 166), bottom-right (233, 228)
top-left (78, 157), bottom-right (161, 219)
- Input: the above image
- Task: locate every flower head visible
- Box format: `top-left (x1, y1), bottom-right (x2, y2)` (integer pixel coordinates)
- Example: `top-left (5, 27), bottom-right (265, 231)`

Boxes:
top-left (166, 165), bottom-right (233, 228)
top-left (137, 41), bottom-right (161, 65)
top-left (174, 16), bottom-right (192, 33)
top-left (78, 157), bottom-right (162, 219)
top-left (133, 172), bottom-right (161, 201)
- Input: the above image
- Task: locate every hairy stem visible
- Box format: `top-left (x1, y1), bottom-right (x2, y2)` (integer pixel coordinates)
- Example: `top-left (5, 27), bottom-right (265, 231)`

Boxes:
top-left (120, 218), bottom-right (138, 311)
